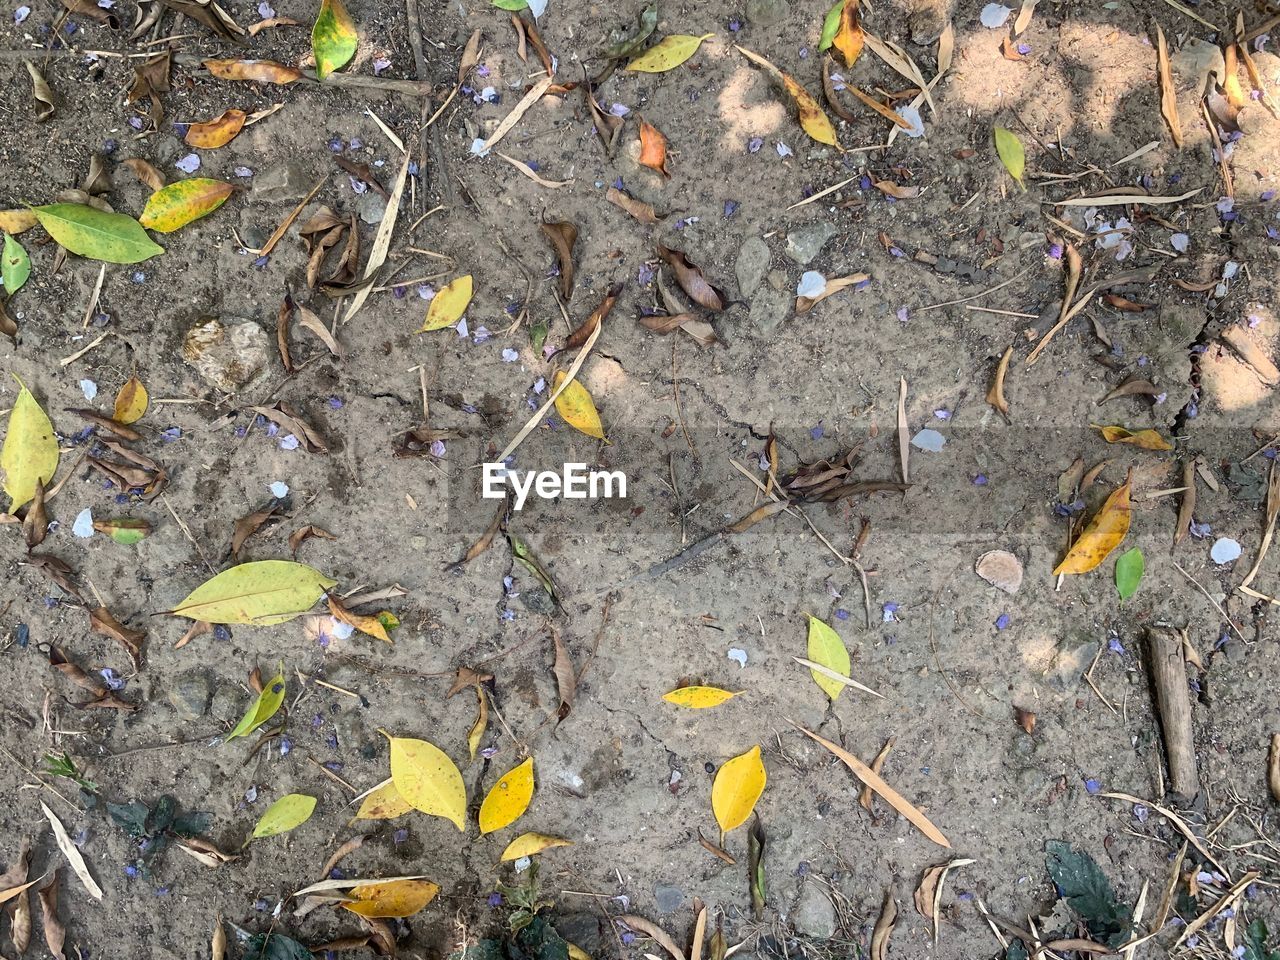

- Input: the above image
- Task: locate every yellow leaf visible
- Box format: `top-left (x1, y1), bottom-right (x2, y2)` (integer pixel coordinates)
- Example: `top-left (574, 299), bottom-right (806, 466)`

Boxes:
top-left (1053, 475), bottom-right (1132, 576)
top-left (113, 375), bottom-right (148, 424)
top-left (662, 686), bottom-right (740, 709)
top-left (168, 560), bottom-right (336, 625)
top-left (832, 0), bottom-right (864, 67)
top-left (994, 126), bottom-right (1025, 189)
top-left (736, 46), bottom-right (838, 147)
top-left (227, 667), bottom-right (286, 741)
top-left (139, 178), bottom-right (236, 233)
top-left (1, 377), bottom-right (59, 513)
top-left (479, 757), bottom-right (534, 835)
top-left (467, 686), bottom-right (488, 761)
top-left (386, 734), bottom-right (467, 831)
top-left (0, 210), bottom-right (37, 234)
top-left (328, 594), bottom-right (391, 643)
top-left (419, 275), bottom-right (473, 331)
top-left (553, 371), bottom-right (606, 440)
top-left (1092, 424), bottom-right (1173, 451)
top-left (185, 108), bottom-right (247, 148)
top-left (805, 615), bottom-right (850, 701)
top-left (711, 745), bottom-right (766, 837)
top-left (500, 832), bottom-right (573, 861)
top-left (353, 778), bottom-right (412, 821)
top-left (626, 33), bottom-right (713, 72)
top-left (341, 879), bottom-right (440, 918)
top-left (568, 945), bottom-right (592, 960)
top-left (252, 793), bottom-right (317, 838)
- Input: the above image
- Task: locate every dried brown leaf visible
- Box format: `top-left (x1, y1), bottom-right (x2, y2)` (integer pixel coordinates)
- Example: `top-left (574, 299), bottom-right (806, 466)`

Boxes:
top-left (987, 345), bottom-right (1012, 416)
top-left (1155, 25), bottom-right (1181, 147)
top-left (445, 498), bottom-right (505, 571)
top-left (458, 28), bottom-right (482, 86)
top-left (276, 295), bottom-right (295, 374)
top-left (231, 505), bottom-right (279, 560)
top-left (90, 605), bottom-right (145, 671)
top-left (821, 58), bottom-right (857, 122)
top-left (618, 915), bottom-right (685, 960)
top-left (870, 889), bottom-right (897, 960)
top-left (1174, 459), bottom-right (1196, 547)
top-left (560, 282), bottom-right (622, 354)
top-left (296, 303), bottom-right (342, 356)
top-left (552, 627), bottom-right (576, 726)
top-left (22, 479), bottom-right (48, 549)
top-left (120, 157), bottom-right (166, 192)
top-left (657, 244), bottom-right (727, 312)
top-left (25, 62), bottom-right (55, 122)
top-left (859, 737), bottom-right (894, 811)
top-left (606, 186), bottom-right (660, 223)
top-left (249, 402), bottom-right (328, 453)
top-left (540, 220), bottom-right (578, 301)
top-left (37, 870), bottom-right (64, 960)
top-left (1015, 706), bottom-right (1036, 734)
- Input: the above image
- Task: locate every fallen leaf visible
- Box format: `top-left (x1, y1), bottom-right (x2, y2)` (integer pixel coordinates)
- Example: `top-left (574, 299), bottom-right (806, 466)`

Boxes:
top-left (859, 738), bottom-right (894, 811)
top-left (501, 833), bottom-right (572, 861)
top-left (21, 479), bottom-right (47, 547)
top-left (663, 686), bottom-right (740, 708)
top-left (89, 605), bottom-right (145, 670)
top-left (1093, 425), bottom-right (1173, 451)
top-left (994, 126), bottom-right (1025, 189)
top-left (975, 549), bottom-right (1022, 593)
top-left (289, 524), bottom-right (337, 555)
top-left (552, 370), bottom-right (606, 440)
top-left (0, 210), bottom-right (38, 234)
top-left (248, 401), bottom-right (328, 454)
top-left (419, 275), bottom-right (473, 331)
top-left (312, 0), bottom-right (358, 80)
top-left (139, 178), bottom-right (236, 233)
top-left (796, 272), bottom-right (868, 312)
top-left (386, 734), bottom-right (467, 830)
top-left (474, 74), bottom-right (555, 154)
top-left (805, 615), bottom-right (850, 701)
top-left (479, 757), bottom-right (535, 834)
top-left (1053, 473), bottom-right (1132, 575)
top-left (3, 232), bottom-right (31, 295)
top-left (227, 667), bottom-right (286, 740)
top-left (736, 46), bottom-right (838, 146)
top-left (497, 152), bottom-right (571, 188)
top-left (467, 685), bottom-right (488, 760)
top-left (987, 345), bottom-right (1012, 416)
top-left (2, 377), bottom-right (59, 513)
top-left (638, 119), bottom-right (672, 177)
top-left (870, 889), bottom-right (897, 960)
top-left (113, 375), bottom-right (149, 424)
top-left (1015, 706), bottom-right (1036, 734)
top-left (1001, 35), bottom-right (1025, 60)
top-left (328, 593), bottom-right (392, 643)
top-left (157, 0), bottom-right (244, 40)
top-left (25, 61), bottom-right (55, 122)
top-left (606, 186), bottom-right (661, 223)
top-left (559, 282), bottom-right (622, 355)
top-left (353, 778), bottom-right (412, 821)
top-left (40, 803), bottom-right (102, 899)
top-left (1115, 547), bottom-right (1144, 602)
top-left (202, 58), bottom-right (303, 84)
top-left (342, 879), bottom-right (440, 918)
top-left (619, 915), bottom-right (686, 960)
top-left (583, 78), bottom-right (624, 156)
top-left (34, 203), bottom-right (163, 264)
top-left (541, 220), bottom-right (578, 301)
top-left (551, 626), bottom-right (576, 723)
top-left (711, 745), bottom-right (766, 838)
top-left (1269, 734), bottom-right (1280, 804)
top-left (657, 243), bottom-right (727, 311)
top-left (601, 5), bottom-right (658, 60)
top-left (627, 33), bottom-right (713, 72)
top-left (168, 560), bottom-right (336, 625)
top-left (185, 108), bottom-right (247, 148)
top-left (38, 870), bottom-right (64, 960)
top-left (832, 0), bottom-right (864, 67)
top-left (121, 158), bottom-right (167, 192)
top-left (253, 793), bottom-right (317, 838)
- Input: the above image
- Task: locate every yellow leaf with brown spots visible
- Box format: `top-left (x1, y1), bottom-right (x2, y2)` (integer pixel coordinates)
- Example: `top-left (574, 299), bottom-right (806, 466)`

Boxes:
top-left (1053, 474), bottom-right (1132, 576)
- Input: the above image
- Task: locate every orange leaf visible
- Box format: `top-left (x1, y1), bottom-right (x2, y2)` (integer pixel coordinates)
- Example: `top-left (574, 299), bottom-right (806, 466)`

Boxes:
top-left (185, 108), bottom-right (247, 148)
top-left (1093, 424), bottom-right (1173, 451)
top-left (202, 59), bottom-right (303, 84)
top-left (328, 594), bottom-right (392, 643)
top-left (1053, 474), bottom-right (1132, 576)
top-left (638, 119), bottom-right (671, 177)
top-left (832, 1), bottom-right (864, 68)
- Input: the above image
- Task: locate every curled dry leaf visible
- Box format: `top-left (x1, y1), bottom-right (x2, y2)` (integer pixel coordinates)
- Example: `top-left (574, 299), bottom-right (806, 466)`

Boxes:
top-left (249, 402), bottom-right (328, 453)
top-left (540, 220), bottom-right (578, 301)
top-left (552, 626), bottom-right (576, 725)
top-left (121, 157), bottom-right (166, 192)
top-left (913, 858), bottom-right (975, 944)
top-left (1015, 705), bottom-right (1037, 734)
top-left (41, 803), bottom-right (103, 899)
top-left (736, 46), bottom-right (838, 147)
top-left (987, 345), bottom-right (1012, 416)
top-left (821, 58), bottom-right (857, 122)
top-left (289, 524), bottom-right (337, 556)
top-left (202, 58), bottom-right (303, 84)
top-left (89, 604), bottom-right (145, 670)
top-left (847, 85), bottom-right (914, 129)
top-left (559, 283), bottom-right (622, 354)
top-left (796, 273), bottom-right (868, 312)
top-left (1053, 472), bottom-right (1132, 576)
top-left (38, 870), bottom-right (64, 960)
top-left (328, 593), bottom-right (392, 643)
top-left (231, 504), bottom-right (278, 560)
top-left (458, 27), bottom-right (482, 86)
top-left (185, 108), bottom-right (247, 148)
top-left (1092, 424), bottom-right (1173, 451)
top-left (657, 244), bottom-right (727, 311)
top-left (1099, 378), bottom-right (1161, 404)
top-left (870, 889), bottom-right (897, 960)
top-left (874, 179), bottom-right (919, 199)
top-left (606, 186), bottom-right (660, 223)
top-left (1174, 459), bottom-right (1196, 547)
top-left (498, 152), bottom-right (571, 188)
top-left (618, 915), bottom-right (686, 960)
top-left (638, 312), bottom-right (719, 346)
top-left (1270, 734), bottom-right (1280, 804)
top-left (638, 119), bottom-right (672, 177)
top-left (25, 61), bottom-right (56, 122)
top-left (583, 76), bottom-right (624, 157)
top-left (859, 737), bottom-right (894, 811)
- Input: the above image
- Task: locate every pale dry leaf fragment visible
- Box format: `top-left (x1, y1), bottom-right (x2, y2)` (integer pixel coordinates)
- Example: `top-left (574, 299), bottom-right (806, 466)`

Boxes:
top-left (975, 550), bottom-right (1022, 593)
top-left (619, 915), bottom-right (685, 960)
top-left (296, 303), bottom-right (343, 356)
top-left (40, 802), bottom-right (102, 900)
top-left (497, 152), bottom-right (571, 188)
top-left (897, 376), bottom-right (909, 483)
top-left (212, 914), bottom-right (226, 960)
top-left (913, 858), bottom-right (975, 944)
top-left (475, 74), bottom-right (554, 155)
top-left (859, 737), bottom-right (894, 811)
top-left (1154, 24), bottom-right (1182, 148)
top-left (606, 186), bottom-right (660, 223)
top-left (862, 31), bottom-right (935, 113)
top-left (987, 345), bottom-right (1012, 417)
top-left (25, 61), bottom-right (56, 121)
top-left (342, 152), bottom-right (410, 324)
top-left (870, 888), bottom-right (898, 960)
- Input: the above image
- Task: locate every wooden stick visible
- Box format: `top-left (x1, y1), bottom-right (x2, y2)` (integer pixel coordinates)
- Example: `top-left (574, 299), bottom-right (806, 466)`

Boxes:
top-left (1145, 626), bottom-right (1200, 797)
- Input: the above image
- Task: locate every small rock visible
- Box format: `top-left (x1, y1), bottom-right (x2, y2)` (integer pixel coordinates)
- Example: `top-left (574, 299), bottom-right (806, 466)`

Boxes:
top-left (653, 884), bottom-right (685, 915)
top-left (554, 915), bottom-right (604, 955)
top-left (168, 670), bottom-right (212, 719)
top-left (976, 550), bottom-right (1023, 594)
top-left (519, 584), bottom-right (557, 616)
top-left (745, 0), bottom-right (790, 25)
top-left (357, 190), bottom-right (389, 226)
top-left (182, 317), bottom-right (273, 393)
top-left (736, 237), bottom-right (771, 297)
top-left (749, 285), bottom-right (791, 334)
top-left (792, 882), bottom-right (837, 939)
top-left (783, 221), bottom-right (836, 265)
top-left (252, 163), bottom-right (311, 203)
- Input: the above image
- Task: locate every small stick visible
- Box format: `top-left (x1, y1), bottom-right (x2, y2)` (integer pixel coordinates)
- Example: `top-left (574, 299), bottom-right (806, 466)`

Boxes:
top-left (1172, 561), bottom-right (1247, 642)
top-left (59, 331), bottom-right (111, 367)
top-left (1145, 625), bottom-right (1200, 797)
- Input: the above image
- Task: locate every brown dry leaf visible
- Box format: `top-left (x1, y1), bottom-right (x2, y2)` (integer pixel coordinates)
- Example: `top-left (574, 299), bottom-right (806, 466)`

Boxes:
top-left (657, 244), bottom-right (727, 312)
top-left (1099, 378), bottom-right (1160, 404)
top-left (22, 479), bottom-right (49, 549)
top-left (175, 837), bottom-right (239, 867)
top-left (1155, 26), bottom-right (1179, 144)
top-left (458, 28), bottom-right (482, 86)
top-left (121, 157), bottom-right (166, 192)
top-left (328, 593), bottom-right (392, 644)
top-left (289, 524), bottom-right (337, 556)
top-left (475, 73), bottom-right (554, 154)
top-left (31, 556), bottom-right (83, 602)
top-left (583, 76), bottom-right (623, 156)
top-left (870, 889), bottom-right (897, 960)
top-left (40, 803), bottom-right (103, 899)
top-left (792, 722), bottom-right (951, 847)
top-left (618, 915), bottom-right (685, 960)
top-left (518, 13), bottom-right (555, 76)
top-left (540, 220), bottom-right (578, 301)
top-left (913, 858), bottom-right (975, 944)
top-left (47, 645), bottom-right (109, 696)
top-left (295, 303), bottom-right (342, 356)
top-left (2, 843), bottom-right (33, 953)
top-left (1053, 471), bottom-right (1132, 575)
top-left (1103, 293), bottom-right (1149, 312)
top-left (158, 0), bottom-right (245, 41)
top-left (38, 870), bottom-right (64, 960)
top-left (897, 376), bottom-right (910, 483)
top-left (832, 0), bottom-right (864, 67)
top-left (61, 0), bottom-right (115, 22)
top-left (444, 498), bottom-right (505, 571)
top-left (497, 152), bottom-right (571, 188)
top-left (1093, 424), bottom-right (1173, 451)
top-left (175, 620), bottom-right (213, 649)
top-left (276, 295), bottom-right (295, 374)
top-left (67, 408), bottom-right (142, 442)
top-left (127, 51), bottom-right (171, 127)
top-left (638, 119), bottom-right (672, 177)
top-left (212, 915), bottom-right (226, 960)
top-left (0, 299), bottom-right (16, 342)
top-left (552, 627), bottom-right (576, 726)
top-left (1015, 706), bottom-right (1036, 734)
top-left (185, 108), bottom-right (247, 148)
top-left (859, 737), bottom-right (894, 811)
top-left (821, 58), bottom-right (857, 122)
top-left (25, 61), bottom-right (56, 122)
top-left (1270, 734), bottom-right (1280, 804)
top-left (202, 58), bottom-right (302, 84)
top-left (847, 85), bottom-right (914, 129)
top-left (335, 157), bottom-right (387, 198)
top-left (1000, 35), bottom-right (1025, 60)
top-left (560, 283), bottom-right (622, 354)
top-left (249, 402), bottom-right (328, 453)
top-left (90, 605), bottom-right (145, 671)
top-left (796, 273), bottom-right (868, 313)
top-left (606, 186), bottom-right (660, 223)
top-left (1174, 459), bottom-right (1196, 547)
top-left (247, 15), bottom-right (301, 34)
top-left (874, 179), bottom-right (919, 199)
top-left (1220, 325), bottom-right (1280, 385)
top-left (638, 312), bottom-right (719, 347)
top-left (231, 504), bottom-right (279, 560)
top-left (736, 46), bottom-right (839, 147)
top-left (987, 345), bottom-right (1012, 417)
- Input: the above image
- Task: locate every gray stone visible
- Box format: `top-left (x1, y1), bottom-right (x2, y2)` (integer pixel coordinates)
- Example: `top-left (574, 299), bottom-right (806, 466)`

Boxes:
top-left (745, 0), bottom-right (790, 27)
top-left (554, 914), bottom-right (604, 955)
top-left (653, 883), bottom-right (685, 914)
top-left (168, 670), bottom-right (212, 720)
top-left (792, 882), bottom-right (837, 939)
top-left (736, 237), bottom-right (771, 297)
top-left (783, 222), bottom-right (836, 265)
top-left (252, 163), bottom-right (311, 203)
top-left (519, 584), bottom-right (558, 616)
top-left (749, 285), bottom-right (791, 335)
top-left (209, 683), bottom-right (242, 724)
top-left (181, 317), bottom-right (273, 393)
top-left (357, 190), bottom-right (388, 226)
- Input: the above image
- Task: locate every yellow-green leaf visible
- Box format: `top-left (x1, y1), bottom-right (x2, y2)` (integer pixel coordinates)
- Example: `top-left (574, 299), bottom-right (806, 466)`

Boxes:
top-left (419, 275), bottom-right (473, 332)
top-left (662, 686), bottom-right (741, 709)
top-left (736, 46), bottom-right (838, 147)
top-left (1053, 475), bottom-right (1132, 576)
top-left (386, 734), bottom-right (467, 831)
top-left (994, 126), bottom-right (1025, 189)
top-left (2, 377), bottom-right (59, 513)
top-left (500, 832), bottom-right (573, 861)
top-left (139, 178), bottom-right (235, 233)
top-left (341, 879), bottom-right (439, 918)
top-left (712, 745), bottom-right (766, 837)
top-left (33, 203), bottom-right (164, 264)
top-left (553, 371), bottom-right (606, 440)
top-left (312, 0), bottom-right (358, 81)
top-left (252, 793), bottom-right (316, 838)
top-left (167, 560), bottom-right (336, 625)
top-left (113, 375), bottom-right (148, 424)
top-left (479, 757), bottom-right (534, 835)
top-left (227, 667), bottom-right (286, 741)
top-left (92, 517), bottom-right (151, 545)
top-left (353, 778), bottom-right (413, 821)
top-left (1092, 424), bottom-right (1173, 451)
top-left (626, 33), bottom-right (713, 72)
top-left (3, 233), bottom-right (30, 295)
top-left (806, 615), bottom-right (851, 701)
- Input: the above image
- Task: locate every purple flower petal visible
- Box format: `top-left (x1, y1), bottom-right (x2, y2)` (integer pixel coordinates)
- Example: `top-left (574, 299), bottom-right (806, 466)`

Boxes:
top-left (175, 153), bottom-right (201, 174)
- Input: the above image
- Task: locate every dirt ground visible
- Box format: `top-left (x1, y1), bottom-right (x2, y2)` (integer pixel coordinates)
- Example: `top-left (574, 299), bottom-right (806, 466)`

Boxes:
top-left (2, 0), bottom-right (1280, 957)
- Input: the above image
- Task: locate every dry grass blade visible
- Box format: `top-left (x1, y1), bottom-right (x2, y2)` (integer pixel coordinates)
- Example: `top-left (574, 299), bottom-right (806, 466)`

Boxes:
top-left (791, 722), bottom-right (950, 847)
top-left (1054, 187), bottom-right (1201, 206)
top-left (1239, 459), bottom-right (1279, 589)
top-left (1098, 792), bottom-right (1228, 877)
top-left (862, 32), bottom-right (935, 113)
top-left (987, 345), bottom-right (1012, 417)
top-left (476, 74), bottom-right (554, 155)
top-left (897, 376), bottom-right (909, 483)
top-left (497, 152), bottom-right (571, 188)
top-left (690, 906), bottom-right (706, 960)
top-left (1154, 24), bottom-right (1182, 147)
top-left (792, 657), bottom-right (885, 699)
top-left (342, 152), bottom-right (411, 324)
top-left (619, 915), bottom-right (686, 960)
top-left (40, 803), bottom-right (103, 900)
top-left (786, 173), bottom-right (858, 210)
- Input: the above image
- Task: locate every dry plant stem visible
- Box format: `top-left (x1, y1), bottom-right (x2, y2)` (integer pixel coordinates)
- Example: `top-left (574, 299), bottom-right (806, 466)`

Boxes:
top-left (1144, 626), bottom-right (1200, 797)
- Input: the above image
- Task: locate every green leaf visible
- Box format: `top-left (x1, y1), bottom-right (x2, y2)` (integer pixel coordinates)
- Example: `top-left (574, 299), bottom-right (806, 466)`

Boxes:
top-left (1004, 942), bottom-right (1029, 960)
top-left (252, 793), bottom-right (317, 838)
top-left (244, 934), bottom-right (314, 960)
top-left (1045, 841), bottom-right (1131, 947)
top-left (312, 0), bottom-right (358, 80)
top-left (601, 4), bottom-right (657, 60)
top-left (2, 376), bottom-right (59, 512)
top-left (994, 126), bottom-right (1026, 190)
top-left (626, 34), bottom-right (714, 72)
top-left (2, 233), bottom-right (30, 294)
top-left (805, 614), bottom-right (850, 701)
top-left (1244, 919), bottom-right (1280, 960)
top-left (1114, 547), bottom-right (1143, 602)
top-left (139, 178), bottom-right (235, 233)
top-left (167, 560), bottom-right (336, 625)
top-left (491, 0), bottom-right (528, 8)
top-left (508, 533), bottom-right (559, 603)
top-left (227, 666), bottom-right (286, 741)
top-left (818, 0), bottom-right (843, 51)
top-left (33, 203), bottom-right (164, 264)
